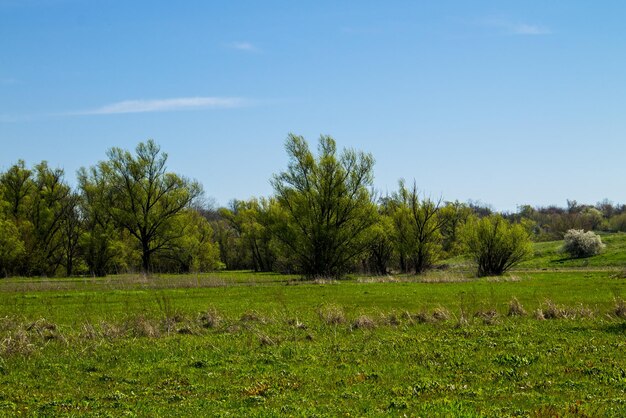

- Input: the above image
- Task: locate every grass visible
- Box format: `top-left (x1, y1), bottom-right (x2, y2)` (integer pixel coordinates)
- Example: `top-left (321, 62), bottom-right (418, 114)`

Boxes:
top-left (1, 240), bottom-right (626, 416)
top-left (518, 231), bottom-right (626, 269)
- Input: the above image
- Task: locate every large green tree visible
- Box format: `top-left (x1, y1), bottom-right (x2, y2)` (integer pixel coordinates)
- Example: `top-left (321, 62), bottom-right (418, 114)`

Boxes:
top-left (390, 181), bottom-right (447, 273)
top-left (1, 161), bottom-right (75, 276)
top-left (271, 134), bottom-right (377, 278)
top-left (83, 140), bottom-right (202, 273)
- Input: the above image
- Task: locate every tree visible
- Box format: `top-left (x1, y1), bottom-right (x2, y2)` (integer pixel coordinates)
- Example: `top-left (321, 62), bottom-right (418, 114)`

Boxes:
top-left (83, 140), bottom-right (202, 273)
top-left (390, 181), bottom-right (447, 273)
top-left (220, 198), bottom-right (277, 272)
top-left (462, 215), bottom-right (532, 277)
top-left (365, 210), bottom-right (395, 275)
top-left (271, 134), bottom-right (377, 278)
top-left (60, 192), bottom-right (81, 276)
top-left (161, 209), bottom-right (223, 272)
top-left (440, 200), bottom-right (472, 256)
top-left (78, 166), bottom-right (123, 276)
top-left (0, 159), bottom-right (33, 221)
top-left (1, 161), bottom-right (80, 276)
top-left (0, 215), bottom-right (24, 277)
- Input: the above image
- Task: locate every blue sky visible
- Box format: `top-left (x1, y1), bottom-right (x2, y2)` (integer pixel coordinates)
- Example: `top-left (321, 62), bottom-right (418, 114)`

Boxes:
top-left (1, 0), bottom-right (625, 211)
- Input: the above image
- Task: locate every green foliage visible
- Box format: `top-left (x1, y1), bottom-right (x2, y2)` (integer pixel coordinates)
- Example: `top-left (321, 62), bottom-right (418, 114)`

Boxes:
top-left (609, 213), bottom-right (626, 232)
top-left (271, 134), bottom-right (377, 278)
top-left (220, 198), bottom-right (277, 272)
top-left (462, 215), bottom-right (532, 277)
top-left (562, 229), bottom-right (605, 258)
top-left (165, 210), bottom-right (224, 272)
top-left (439, 200), bottom-right (472, 257)
top-left (390, 181), bottom-right (447, 273)
top-left (364, 208), bottom-right (395, 275)
top-left (0, 215), bottom-right (24, 276)
top-left (0, 160), bottom-right (76, 276)
top-left (83, 140), bottom-right (203, 272)
top-left (78, 166), bottom-right (129, 276)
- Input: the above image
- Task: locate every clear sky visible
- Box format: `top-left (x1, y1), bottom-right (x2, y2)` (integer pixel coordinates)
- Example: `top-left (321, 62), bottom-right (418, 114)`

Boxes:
top-left (1, 0), bottom-right (625, 211)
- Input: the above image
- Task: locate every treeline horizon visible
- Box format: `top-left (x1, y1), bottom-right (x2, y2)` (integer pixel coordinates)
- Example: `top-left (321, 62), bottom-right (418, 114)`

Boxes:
top-left (1, 135), bottom-right (625, 278)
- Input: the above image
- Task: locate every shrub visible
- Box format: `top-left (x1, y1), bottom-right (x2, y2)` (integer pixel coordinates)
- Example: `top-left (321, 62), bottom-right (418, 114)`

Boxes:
top-left (461, 215), bottom-right (532, 277)
top-left (609, 213), bottom-right (626, 232)
top-left (561, 229), bottom-right (605, 258)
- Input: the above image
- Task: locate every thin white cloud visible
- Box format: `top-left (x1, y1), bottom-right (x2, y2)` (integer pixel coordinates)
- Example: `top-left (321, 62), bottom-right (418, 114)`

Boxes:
top-left (480, 18), bottom-right (551, 36)
top-left (77, 97), bottom-right (250, 115)
top-left (509, 23), bottom-right (551, 35)
top-left (227, 41), bottom-right (260, 52)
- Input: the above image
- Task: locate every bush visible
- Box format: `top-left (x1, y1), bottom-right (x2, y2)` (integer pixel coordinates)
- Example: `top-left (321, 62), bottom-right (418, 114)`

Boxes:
top-left (609, 213), bottom-right (626, 232)
top-left (561, 229), bottom-right (605, 258)
top-left (461, 215), bottom-right (532, 277)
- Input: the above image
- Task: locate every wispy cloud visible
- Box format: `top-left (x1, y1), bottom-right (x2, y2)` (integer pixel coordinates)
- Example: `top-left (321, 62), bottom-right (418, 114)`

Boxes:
top-left (76, 97), bottom-right (250, 115)
top-left (226, 41), bottom-right (260, 52)
top-left (479, 18), bottom-right (551, 36)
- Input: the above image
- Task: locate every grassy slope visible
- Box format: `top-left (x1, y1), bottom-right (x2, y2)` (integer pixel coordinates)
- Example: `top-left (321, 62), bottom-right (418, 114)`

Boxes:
top-left (518, 232), bottom-right (626, 269)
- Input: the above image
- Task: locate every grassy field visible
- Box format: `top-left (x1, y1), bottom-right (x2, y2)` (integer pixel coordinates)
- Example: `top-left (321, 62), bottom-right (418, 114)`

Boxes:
top-left (1, 237), bottom-right (626, 416)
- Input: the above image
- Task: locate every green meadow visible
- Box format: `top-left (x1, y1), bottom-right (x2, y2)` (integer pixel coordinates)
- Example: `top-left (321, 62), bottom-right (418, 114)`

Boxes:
top-left (1, 236), bottom-right (626, 417)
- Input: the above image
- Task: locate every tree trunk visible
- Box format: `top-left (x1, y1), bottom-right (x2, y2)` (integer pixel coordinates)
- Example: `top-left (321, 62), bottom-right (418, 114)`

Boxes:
top-left (142, 241), bottom-right (151, 273)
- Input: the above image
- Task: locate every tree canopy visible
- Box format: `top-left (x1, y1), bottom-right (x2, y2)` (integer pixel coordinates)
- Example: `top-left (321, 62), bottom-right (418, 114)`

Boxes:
top-left (81, 140), bottom-right (203, 272)
top-left (271, 134), bottom-right (377, 278)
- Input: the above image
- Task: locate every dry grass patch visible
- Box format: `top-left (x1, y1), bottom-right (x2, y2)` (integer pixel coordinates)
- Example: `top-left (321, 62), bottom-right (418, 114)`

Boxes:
top-left (537, 300), bottom-right (595, 320)
top-left (508, 298), bottom-right (528, 317)
top-left (356, 276), bottom-right (400, 283)
top-left (351, 315), bottom-right (376, 330)
top-left (240, 310), bottom-right (267, 324)
top-left (474, 309), bottom-right (499, 325)
top-left (198, 307), bottom-right (222, 328)
top-left (432, 307), bottom-right (451, 322)
top-left (128, 315), bottom-right (161, 338)
top-left (0, 329), bottom-right (34, 356)
top-left (318, 304), bottom-right (346, 325)
top-left (615, 298), bottom-right (626, 319)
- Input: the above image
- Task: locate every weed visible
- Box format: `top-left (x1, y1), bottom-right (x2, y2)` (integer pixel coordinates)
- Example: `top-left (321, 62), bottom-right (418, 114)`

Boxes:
top-left (534, 308), bottom-right (546, 321)
top-left (99, 321), bottom-right (125, 339)
top-left (240, 310), bottom-right (266, 324)
top-left (384, 311), bottom-right (400, 326)
top-left (351, 315), bottom-right (376, 330)
top-left (474, 309), bottom-right (499, 325)
top-left (508, 297), bottom-right (528, 317)
top-left (198, 307), bottom-right (222, 328)
top-left (540, 300), bottom-right (594, 320)
top-left (318, 304), bottom-right (346, 325)
top-left (413, 311), bottom-right (433, 324)
top-left (128, 315), bottom-right (160, 338)
top-left (286, 318), bottom-right (307, 329)
top-left (615, 298), bottom-right (626, 319)
top-left (0, 329), bottom-right (34, 356)
top-left (258, 333), bottom-right (276, 346)
top-left (432, 307), bottom-right (451, 322)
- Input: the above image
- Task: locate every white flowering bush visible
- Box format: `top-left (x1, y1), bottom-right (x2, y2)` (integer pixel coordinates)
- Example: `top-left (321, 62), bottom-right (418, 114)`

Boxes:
top-left (562, 229), bottom-right (605, 258)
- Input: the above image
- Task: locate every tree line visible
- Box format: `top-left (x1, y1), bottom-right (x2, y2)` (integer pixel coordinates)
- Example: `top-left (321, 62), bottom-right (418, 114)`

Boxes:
top-left (0, 135), bottom-right (623, 278)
